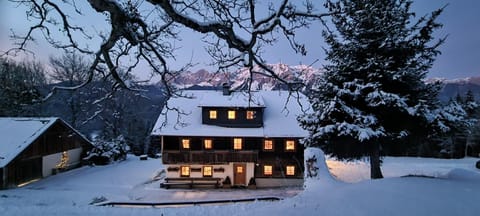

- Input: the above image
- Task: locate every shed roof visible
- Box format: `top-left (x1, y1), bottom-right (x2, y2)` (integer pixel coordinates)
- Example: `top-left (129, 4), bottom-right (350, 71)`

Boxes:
top-left (0, 117), bottom-right (89, 167)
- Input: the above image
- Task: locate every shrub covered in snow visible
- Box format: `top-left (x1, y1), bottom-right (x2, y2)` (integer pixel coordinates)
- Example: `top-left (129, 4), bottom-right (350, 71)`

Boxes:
top-left (84, 135), bottom-right (130, 165)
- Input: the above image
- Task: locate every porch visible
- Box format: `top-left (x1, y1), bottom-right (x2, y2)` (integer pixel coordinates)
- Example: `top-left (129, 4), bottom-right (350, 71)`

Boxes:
top-left (162, 150), bottom-right (258, 164)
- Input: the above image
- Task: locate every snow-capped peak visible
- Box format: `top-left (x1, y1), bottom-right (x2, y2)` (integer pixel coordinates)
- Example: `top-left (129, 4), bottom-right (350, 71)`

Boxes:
top-left (165, 63), bottom-right (323, 91)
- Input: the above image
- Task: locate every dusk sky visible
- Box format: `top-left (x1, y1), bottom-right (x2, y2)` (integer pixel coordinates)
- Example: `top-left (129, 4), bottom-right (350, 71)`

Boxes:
top-left (1, 0), bottom-right (479, 80)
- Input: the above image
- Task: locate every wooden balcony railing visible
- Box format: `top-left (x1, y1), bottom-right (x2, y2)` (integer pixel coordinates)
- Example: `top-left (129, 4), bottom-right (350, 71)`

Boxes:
top-left (162, 150), bottom-right (258, 164)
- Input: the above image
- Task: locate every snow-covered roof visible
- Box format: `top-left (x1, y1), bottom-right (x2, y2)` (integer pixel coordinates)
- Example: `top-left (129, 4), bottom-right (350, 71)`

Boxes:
top-left (0, 117), bottom-right (65, 167)
top-left (198, 91), bottom-right (265, 108)
top-left (151, 90), bottom-right (311, 138)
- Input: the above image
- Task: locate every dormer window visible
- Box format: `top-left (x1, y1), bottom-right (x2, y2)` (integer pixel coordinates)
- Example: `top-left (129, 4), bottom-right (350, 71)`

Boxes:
top-left (233, 138), bottom-right (243, 150)
top-left (228, 110), bottom-right (236, 119)
top-left (209, 110), bottom-right (217, 119)
top-left (181, 138), bottom-right (190, 149)
top-left (246, 110), bottom-right (255, 120)
top-left (202, 107), bottom-right (263, 128)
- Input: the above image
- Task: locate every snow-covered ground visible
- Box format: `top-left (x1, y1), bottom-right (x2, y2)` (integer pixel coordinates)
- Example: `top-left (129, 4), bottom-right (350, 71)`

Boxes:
top-left (1, 150), bottom-right (479, 216)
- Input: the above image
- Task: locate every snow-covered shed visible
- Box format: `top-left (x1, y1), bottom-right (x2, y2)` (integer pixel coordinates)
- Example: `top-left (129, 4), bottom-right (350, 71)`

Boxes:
top-left (151, 90), bottom-right (310, 188)
top-left (0, 117), bottom-right (92, 189)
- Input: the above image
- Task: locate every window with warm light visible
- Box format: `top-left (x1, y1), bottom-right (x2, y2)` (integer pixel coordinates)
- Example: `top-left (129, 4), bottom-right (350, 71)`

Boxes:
top-left (246, 110), bottom-right (255, 119)
top-left (264, 165), bottom-right (273, 176)
top-left (236, 166), bottom-right (243, 174)
top-left (203, 166), bottom-right (213, 177)
top-left (263, 139), bottom-right (273, 151)
top-left (181, 166), bottom-right (190, 177)
top-left (233, 138), bottom-right (242, 150)
top-left (228, 110), bottom-right (236, 119)
top-left (209, 110), bottom-right (217, 119)
top-left (286, 165), bottom-right (295, 176)
top-left (181, 138), bottom-right (190, 149)
top-left (204, 139), bottom-right (213, 150)
top-left (285, 140), bottom-right (295, 151)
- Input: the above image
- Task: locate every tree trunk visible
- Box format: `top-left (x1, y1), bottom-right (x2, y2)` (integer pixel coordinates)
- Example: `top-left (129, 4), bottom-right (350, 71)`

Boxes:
top-left (370, 142), bottom-right (384, 179)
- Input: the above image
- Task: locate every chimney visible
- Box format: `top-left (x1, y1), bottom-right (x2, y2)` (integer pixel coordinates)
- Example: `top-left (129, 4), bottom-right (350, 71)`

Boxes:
top-left (222, 83), bottom-right (231, 96)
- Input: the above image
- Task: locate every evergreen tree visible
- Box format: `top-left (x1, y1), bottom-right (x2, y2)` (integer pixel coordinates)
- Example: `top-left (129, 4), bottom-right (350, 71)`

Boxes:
top-left (454, 93), bottom-right (464, 104)
top-left (433, 99), bottom-right (470, 158)
top-left (0, 58), bottom-right (47, 116)
top-left (463, 90), bottom-right (479, 117)
top-left (461, 90), bottom-right (479, 156)
top-left (299, 0), bottom-right (444, 178)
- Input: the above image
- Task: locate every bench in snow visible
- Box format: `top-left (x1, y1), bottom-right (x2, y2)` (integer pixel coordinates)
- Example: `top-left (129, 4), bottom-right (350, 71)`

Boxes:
top-left (160, 177), bottom-right (222, 189)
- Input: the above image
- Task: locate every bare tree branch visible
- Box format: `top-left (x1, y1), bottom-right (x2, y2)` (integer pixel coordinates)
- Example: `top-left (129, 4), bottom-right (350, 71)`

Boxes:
top-left (5, 0), bottom-right (330, 104)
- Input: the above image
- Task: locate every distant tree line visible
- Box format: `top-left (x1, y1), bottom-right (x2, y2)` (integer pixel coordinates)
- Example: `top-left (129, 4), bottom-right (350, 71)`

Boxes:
top-left (0, 58), bottom-right (46, 116)
top-left (380, 90), bottom-right (480, 158)
top-left (430, 91), bottom-right (479, 158)
top-left (0, 54), bottom-right (165, 158)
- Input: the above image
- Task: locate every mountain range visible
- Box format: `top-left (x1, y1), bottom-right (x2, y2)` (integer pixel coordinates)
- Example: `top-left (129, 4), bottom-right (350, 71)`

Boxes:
top-left (164, 63), bottom-right (480, 101)
top-left (166, 63), bottom-right (322, 91)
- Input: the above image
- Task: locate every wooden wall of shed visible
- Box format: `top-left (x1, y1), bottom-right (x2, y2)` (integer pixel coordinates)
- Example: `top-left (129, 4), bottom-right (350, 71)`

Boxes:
top-left (1, 120), bottom-right (91, 189)
top-left (21, 122), bottom-right (87, 159)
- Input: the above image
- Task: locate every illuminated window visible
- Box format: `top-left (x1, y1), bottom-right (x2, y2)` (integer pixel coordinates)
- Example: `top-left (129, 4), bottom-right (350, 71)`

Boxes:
top-left (181, 138), bottom-right (190, 149)
top-left (204, 139), bottom-right (213, 150)
top-left (286, 165), bottom-right (295, 176)
top-left (203, 166), bottom-right (213, 177)
top-left (233, 138), bottom-right (243, 150)
top-left (246, 110), bottom-right (255, 119)
top-left (209, 110), bottom-right (217, 119)
top-left (228, 110), bottom-right (236, 119)
top-left (285, 140), bottom-right (295, 151)
top-left (181, 166), bottom-right (190, 177)
top-left (264, 165), bottom-right (273, 176)
top-left (263, 139), bottom-right (273, 151)
top-left (236, 166), bottom-right (243, 174)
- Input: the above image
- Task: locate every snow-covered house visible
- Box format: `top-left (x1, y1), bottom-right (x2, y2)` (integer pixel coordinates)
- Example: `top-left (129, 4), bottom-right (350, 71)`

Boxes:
top-left (0, 117), bottom-right (92, 189)
top-left (151, 88), bottom-right (309, 188)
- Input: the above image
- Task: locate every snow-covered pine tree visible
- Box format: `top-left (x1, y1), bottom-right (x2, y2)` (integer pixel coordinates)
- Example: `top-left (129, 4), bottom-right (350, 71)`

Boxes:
top-left (299, 0), bottom-right (445, 179)
top-left (433, 99), bottom-right (470, 158)
top-left (463, 90), bottom-right (479, 117)
top-left (0, 58), bottom-right (46, 116)
top-left (460, 90), bottom-right (479, 156)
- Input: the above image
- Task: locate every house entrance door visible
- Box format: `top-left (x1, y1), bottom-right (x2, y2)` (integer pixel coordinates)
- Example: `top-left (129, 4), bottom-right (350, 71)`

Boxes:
top-left (233, 163), bottom-right (246, 186)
